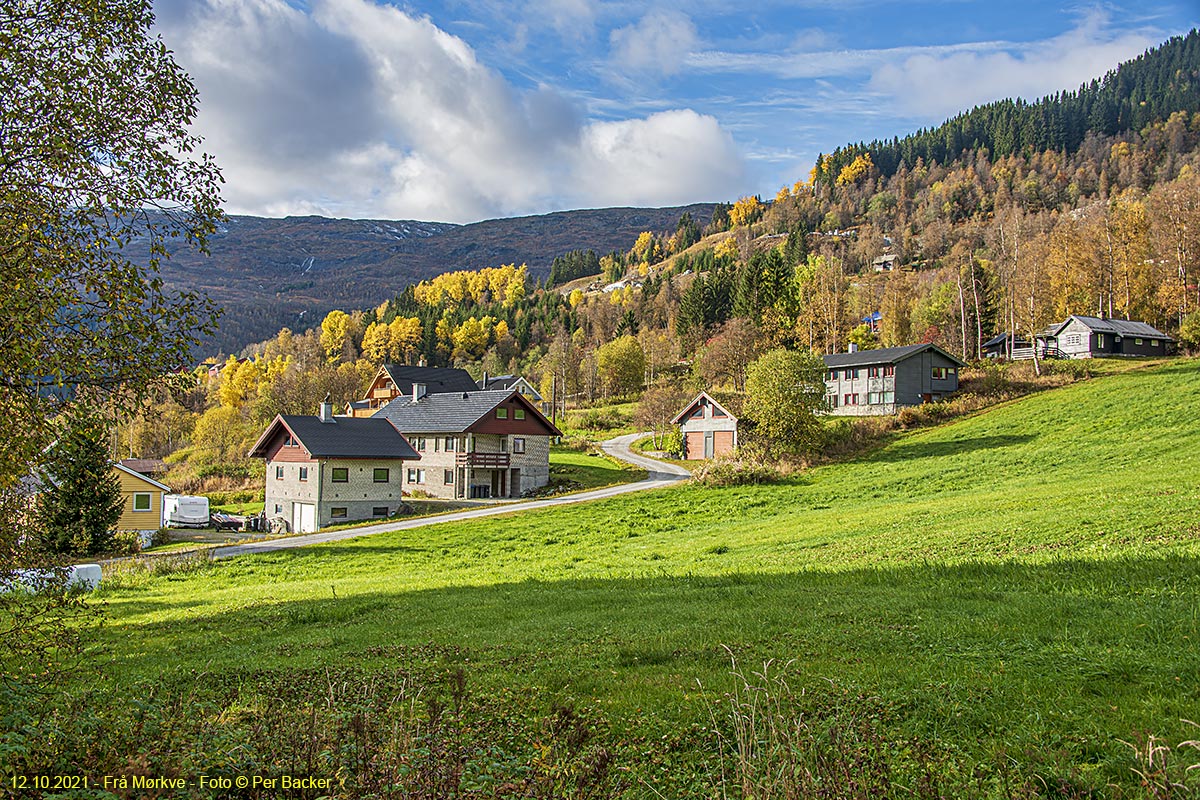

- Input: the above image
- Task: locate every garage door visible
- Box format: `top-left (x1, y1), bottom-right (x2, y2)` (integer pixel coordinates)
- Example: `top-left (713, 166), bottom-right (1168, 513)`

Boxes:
top-left (685, 432), bottom-right (706, 460)
top-left (292, 503), bottom-right (316, 533)
top-left (714, 431), bottom-right (735, 457)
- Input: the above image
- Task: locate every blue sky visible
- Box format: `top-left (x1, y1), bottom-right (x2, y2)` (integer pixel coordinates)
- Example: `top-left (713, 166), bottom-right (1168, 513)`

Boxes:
top-left (154, 0), bottom-right (1199, 224)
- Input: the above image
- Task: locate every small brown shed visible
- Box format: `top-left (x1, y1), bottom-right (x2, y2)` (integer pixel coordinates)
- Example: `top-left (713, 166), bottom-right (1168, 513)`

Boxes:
top-left (671, 392), bottom-right (739, 460)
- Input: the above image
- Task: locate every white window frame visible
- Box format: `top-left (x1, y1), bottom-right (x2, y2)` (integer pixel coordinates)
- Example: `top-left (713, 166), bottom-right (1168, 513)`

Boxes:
top-left (132, 492), bottom-right (152, 512)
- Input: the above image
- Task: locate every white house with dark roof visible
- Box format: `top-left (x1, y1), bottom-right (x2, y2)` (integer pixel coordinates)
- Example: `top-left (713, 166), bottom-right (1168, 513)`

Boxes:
top-left (248, 401), bottom-right (420, 532)
top-left (823, 343), bottom-right (967, 416)
top-left (354, 364), bottom-right (480, 416)
top-left (1042, 316), bottom-right (1173, 358)
top-left (374, 387), bottom-right (562, 499)
top-left (478, 373), bottom-right (543, 402)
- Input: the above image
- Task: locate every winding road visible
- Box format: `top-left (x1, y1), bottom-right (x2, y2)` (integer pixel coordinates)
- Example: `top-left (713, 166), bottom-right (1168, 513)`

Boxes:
top-left (211, 433), bottom-right (690, 559)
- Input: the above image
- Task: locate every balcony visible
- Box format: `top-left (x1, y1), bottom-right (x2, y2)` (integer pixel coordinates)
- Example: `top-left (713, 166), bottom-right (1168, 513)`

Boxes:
top-left (456, 452), bottom-right (510, 468)
top-left (371, 387), bottom-right (394, 399)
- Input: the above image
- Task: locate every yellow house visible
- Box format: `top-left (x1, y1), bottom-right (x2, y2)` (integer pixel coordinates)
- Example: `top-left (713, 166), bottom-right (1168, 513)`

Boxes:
top-left (113, 462), bottom-right (171, 533)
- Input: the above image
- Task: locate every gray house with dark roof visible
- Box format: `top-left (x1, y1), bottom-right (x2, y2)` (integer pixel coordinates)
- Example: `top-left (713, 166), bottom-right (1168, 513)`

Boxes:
top-left (249, 401), bottom-right (420, 532)
top-left (374, 388), bottom-right (562, 499)
top-left (823, 344), bottom-right (967, 416)
top-left (1043, 316), bottom-right (1173, 358)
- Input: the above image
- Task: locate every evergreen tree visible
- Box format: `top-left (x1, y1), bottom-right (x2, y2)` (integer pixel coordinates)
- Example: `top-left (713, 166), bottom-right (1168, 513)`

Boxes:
top-left (37, 417), bottom-right (124, 556)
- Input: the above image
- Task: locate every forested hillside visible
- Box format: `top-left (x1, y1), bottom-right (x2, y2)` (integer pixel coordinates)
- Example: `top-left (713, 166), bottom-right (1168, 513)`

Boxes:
top-left (121, 29), bottom-right (1200, 471)
top-left (138, 204), bottom-right (714, 355)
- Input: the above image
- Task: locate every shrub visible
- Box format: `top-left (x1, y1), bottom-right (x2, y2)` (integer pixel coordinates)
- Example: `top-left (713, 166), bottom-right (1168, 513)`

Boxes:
top-left (691, 458), bottom-right (782, 487)
top-left (150, 527), bottom-right (172, 547)
top-left (110, 530), bottom-right (143, 556)
top-left (659, 429), bottom-right (683, 457)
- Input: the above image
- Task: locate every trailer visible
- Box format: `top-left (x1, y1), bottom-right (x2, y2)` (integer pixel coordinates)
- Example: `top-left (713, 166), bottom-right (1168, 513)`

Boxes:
top-left (163, 494), bottom-right (210, 528)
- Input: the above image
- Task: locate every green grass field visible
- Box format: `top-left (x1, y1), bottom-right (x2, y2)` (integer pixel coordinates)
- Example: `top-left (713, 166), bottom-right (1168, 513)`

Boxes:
top-left (49, 360), bottom-right (1200, 795)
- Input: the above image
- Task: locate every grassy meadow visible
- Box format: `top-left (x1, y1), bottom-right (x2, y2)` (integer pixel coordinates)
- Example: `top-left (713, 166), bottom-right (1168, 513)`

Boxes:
top-left (26, 359), bottom-right (1200, 797)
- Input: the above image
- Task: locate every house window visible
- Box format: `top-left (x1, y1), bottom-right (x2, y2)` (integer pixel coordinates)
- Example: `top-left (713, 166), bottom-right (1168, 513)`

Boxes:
top-left (867, 391), bottom-right (882, 404)
top-left (1151, 339), bottom-right (1160, 347)
top-left (285, 435), bottom-right (298, 447)
top-left (444, 436), bottom-right (456, 452)
top-left (132, 492), bottom-right (152, 512)
top-left (712, 407), bottom-right (727, 418)
top-left (1065, 334), bottom-right (1082, 347)
top-left (843, 393), bottom-right (858, 406)
top-left (827, 370), bottom-right (837, 381)
top-left (330, 507), bottom-right (347, 519)
top-left (275, 466), bottom-right (284, 480)
top-left (932, 367), bottom-right (949, 380)
top-left (433, 438), bottom-right (440, 452)
top-left (514, 408), bottom-right (525, 420)
top-left (846, 368), bottom-right (859, 379)
top-left (413, 437), bottom-right (426, 451)
top-left (407, 468), bottom-right (425, 484)
top-left (444, 469), bottom-right (454, 485)
top-left (372, 507), bottom-right (389, 517)
top-left (513, 437), bottom-right (526, 454)
top-left (299, 467), bottom-right (308, 482)
top-left (690, 406), bottom-right (705, 418)
top-left (1098, 334), bottom-right (1106, 347)
top-left (827, 394), bottom-right (839, 408)
top-left (331, 467), bottom-right (348, 483)
top-left (883, 365), bottom-right (895, 377)
top-left (883, 391), bottom-right (895, 403)
top-left (373, 468), bottom-right (389, 483)
top-left (868, 367), bottom-right (880, 378)
top-left (274, 504), bottom-right (282, 514)
top-left (1135, 338), bottom-right (1144, 345)
top-left (496, 408), bottom-right (508, 419)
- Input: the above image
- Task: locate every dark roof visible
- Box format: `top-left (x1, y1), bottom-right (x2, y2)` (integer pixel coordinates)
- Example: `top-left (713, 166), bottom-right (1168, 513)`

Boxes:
top-left (249, 415), bottom-right (419, 460)
top-left (480, 374), bottom-right (521, 390)
top-left (376, 389), bottom-right (562, 435)
top-left (382, 365), bottom-right (478, 394)
top-left (1052, 316), bottom-right (1172, 339)
top-left (823, 343), bottom-right (968, 369)
top-left (119, 457), bottom-right (168, 475)
top-left (375, 389), bottom-right (516, 433)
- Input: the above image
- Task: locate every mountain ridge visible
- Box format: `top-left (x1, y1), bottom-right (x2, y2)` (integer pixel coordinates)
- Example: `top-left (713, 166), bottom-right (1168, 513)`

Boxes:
top-left (151, 203), bottom-right (715, 355)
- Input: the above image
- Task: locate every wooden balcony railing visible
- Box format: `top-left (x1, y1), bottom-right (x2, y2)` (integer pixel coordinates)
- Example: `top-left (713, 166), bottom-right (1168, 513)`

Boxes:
top-left (456, 452), bottom-right (510, 468)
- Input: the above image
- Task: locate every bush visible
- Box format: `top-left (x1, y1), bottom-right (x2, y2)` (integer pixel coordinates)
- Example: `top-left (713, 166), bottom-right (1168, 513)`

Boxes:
top-left (110, 530), bottom-right (143, 556)
top-left (658, 429), bottom-right (683, 457)
top-left (691, 458), bottom-right (782, 487)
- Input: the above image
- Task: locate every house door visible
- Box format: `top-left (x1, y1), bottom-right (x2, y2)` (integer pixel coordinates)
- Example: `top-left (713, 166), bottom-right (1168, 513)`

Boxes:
top-left (704, 432), bottom-right (714, 459)
top-left (292, 503), bottom-right (316, 533)
top-left (509, 468), bottom-right (520, 497)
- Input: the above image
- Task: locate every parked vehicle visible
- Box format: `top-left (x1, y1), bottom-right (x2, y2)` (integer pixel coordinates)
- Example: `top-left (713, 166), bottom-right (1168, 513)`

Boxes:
top-left (163, 495), bottom-right (210, 528)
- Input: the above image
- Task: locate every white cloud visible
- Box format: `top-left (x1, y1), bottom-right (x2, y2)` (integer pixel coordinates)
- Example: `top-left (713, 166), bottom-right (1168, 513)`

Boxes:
top-left (578, 110), bottom-right (745, 206)
top-left (154, 0), bottom-right (744, 222)
top-left (869, 11), bottom-right (1163, 118)
top-left (609, 10), bottom-right (699, 77)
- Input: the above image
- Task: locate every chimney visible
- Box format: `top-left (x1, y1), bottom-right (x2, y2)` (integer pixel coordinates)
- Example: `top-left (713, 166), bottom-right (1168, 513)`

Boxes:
top-left (318, 393), bottom-right (334, 423)
top-left (481, 371), bottom-right (489, 390)
top-left (848, 342), bottom-right (858, 353)
top-left (418, 357), bottom-right (427, 367)
top-left (413, 383), bottom-right (427, 402)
